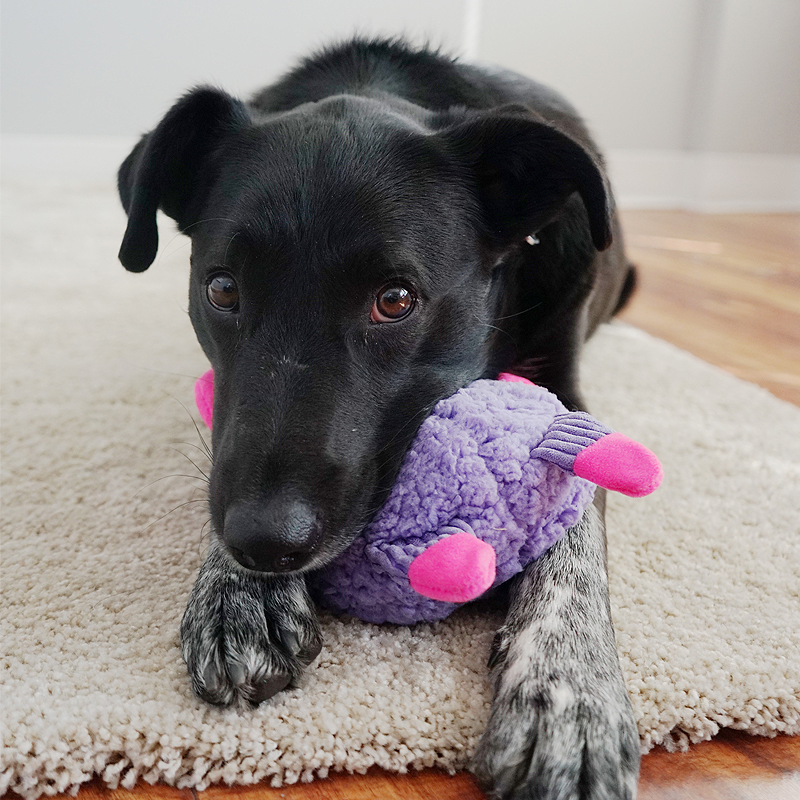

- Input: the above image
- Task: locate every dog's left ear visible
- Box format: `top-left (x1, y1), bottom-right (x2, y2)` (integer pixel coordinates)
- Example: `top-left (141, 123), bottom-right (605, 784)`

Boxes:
top-left (118, 87), bottom-right (250, 272)
top-left (439, 112), bottom-right (612, 251)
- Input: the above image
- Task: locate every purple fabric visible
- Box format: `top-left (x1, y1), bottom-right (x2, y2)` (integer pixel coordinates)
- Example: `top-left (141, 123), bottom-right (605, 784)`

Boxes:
top-left (311, 380), bottom-right (598, 624)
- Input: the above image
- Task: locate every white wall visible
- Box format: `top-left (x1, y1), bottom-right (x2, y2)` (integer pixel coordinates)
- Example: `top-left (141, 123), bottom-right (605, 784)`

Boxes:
top-left (700, 0), bottom-right (800, 155)
top-left (0, 0), bottom-right (468, 136)
top-left (2, 0), bottom-right (798, 209)
top-left (477, 0), bottom-right (701, 152)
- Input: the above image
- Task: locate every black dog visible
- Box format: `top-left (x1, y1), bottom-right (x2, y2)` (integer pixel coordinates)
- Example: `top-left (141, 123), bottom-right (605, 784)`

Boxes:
top-left (118, 38), bottom-right (640, 800)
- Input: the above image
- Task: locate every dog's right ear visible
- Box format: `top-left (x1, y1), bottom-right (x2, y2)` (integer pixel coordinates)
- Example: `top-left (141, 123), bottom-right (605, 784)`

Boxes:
top-left (437, 110), bottom-right (612, 253)
top-left (118, 87), bottom-right (249, 272)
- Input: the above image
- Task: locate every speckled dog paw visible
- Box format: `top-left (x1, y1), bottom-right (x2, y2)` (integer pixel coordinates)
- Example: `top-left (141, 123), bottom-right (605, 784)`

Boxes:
top-left (180, 542), bottom-right (322, 706)
top-left (470, 655), bottom-right (639, 799)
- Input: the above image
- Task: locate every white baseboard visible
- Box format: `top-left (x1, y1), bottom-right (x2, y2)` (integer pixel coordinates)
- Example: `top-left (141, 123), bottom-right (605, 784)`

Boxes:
top-left (608, 149), bottom-right (800, 212)
top-left (3, 136), bottom-right (799, 213)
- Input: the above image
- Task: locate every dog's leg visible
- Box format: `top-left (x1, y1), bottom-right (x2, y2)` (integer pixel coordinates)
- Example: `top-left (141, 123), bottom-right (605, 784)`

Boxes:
top-left (471, 499), bottom-right (640, 799)
top-left (180, 539), bottom-right (322, 706)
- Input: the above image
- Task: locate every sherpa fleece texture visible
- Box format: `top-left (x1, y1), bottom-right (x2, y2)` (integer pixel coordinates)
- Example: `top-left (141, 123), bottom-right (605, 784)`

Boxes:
top-left (312, 379), bottom-right (597, 623)
top-left (2, 181), bottom-right (799, 799)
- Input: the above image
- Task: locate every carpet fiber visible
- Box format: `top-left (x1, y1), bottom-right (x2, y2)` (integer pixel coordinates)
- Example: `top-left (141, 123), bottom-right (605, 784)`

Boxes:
top-left (2, 182), bottom-right (799, 798)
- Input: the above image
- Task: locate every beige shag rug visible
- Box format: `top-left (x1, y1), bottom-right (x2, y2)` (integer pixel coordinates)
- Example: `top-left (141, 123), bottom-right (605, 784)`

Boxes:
top-left (2, 181), bottom-right (799, 799)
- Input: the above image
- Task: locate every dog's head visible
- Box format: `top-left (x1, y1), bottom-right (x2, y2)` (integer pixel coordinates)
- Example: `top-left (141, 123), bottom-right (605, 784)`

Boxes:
top-left (118, 86), bottom-right (611, 575)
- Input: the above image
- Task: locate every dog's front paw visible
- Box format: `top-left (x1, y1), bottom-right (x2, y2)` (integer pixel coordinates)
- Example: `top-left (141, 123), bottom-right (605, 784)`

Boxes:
top-left (180, 543), bottom-right (322, 706)
top-left (471, 633), bottom-right (639, 799)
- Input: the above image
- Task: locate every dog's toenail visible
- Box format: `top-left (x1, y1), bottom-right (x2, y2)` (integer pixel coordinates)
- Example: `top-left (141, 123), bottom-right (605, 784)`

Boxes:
top-left (249, 673), bottom-right (291, 705)
top-left (303, 637), bottom-right (323, 665)
top-left (202, 663), bottom-right (222, 693)
top-left (279, 629), bottom-right (301, 656)
top-left (228, 662), bottom-right (247, 686)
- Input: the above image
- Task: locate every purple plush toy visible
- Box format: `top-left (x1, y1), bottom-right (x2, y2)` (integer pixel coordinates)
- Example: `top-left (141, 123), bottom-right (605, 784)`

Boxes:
top-left (195, 371), bottom-right (662, 625)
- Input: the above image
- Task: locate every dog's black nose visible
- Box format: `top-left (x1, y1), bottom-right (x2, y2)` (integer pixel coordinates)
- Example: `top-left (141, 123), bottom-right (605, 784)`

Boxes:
top-left (222, 497), bottom-right (321, 573)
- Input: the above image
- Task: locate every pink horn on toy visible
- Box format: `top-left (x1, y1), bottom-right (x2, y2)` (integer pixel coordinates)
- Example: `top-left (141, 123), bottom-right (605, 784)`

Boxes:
top-left (195, 369), bottom-right (214, 429)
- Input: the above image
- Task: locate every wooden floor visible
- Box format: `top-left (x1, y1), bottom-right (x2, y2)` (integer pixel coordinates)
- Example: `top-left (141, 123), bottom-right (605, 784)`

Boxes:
top-left (27, 212), bottom-right (800, 799)
top-left (619, 210), bottom-right (800, 407)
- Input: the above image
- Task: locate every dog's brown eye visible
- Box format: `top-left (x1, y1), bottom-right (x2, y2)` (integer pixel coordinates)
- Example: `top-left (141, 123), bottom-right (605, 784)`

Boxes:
top-left (372, 285), bottom-right (416, 323)
top-left (207, 273), bottom-right (239, 311)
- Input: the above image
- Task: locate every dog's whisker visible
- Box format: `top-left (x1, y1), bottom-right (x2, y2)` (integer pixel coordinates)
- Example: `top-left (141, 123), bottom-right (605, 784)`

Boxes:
top-left (157, 234), bottom-right (191, 267)
top-left (169, 447), bottom-right (211, 481)
top-left (130, 366), bottom-right (212, 380)
top-left (493, 302), bottom-right (543, 322)
top-left (179, 216), bottom-right (240, 233)
top-left (382, 402), bottom-right (436, 449)
top-left (223, 231), bottom-right (240, 263)
top-left (192, 429), bottom-right (214, 463)
top-left (173, 440), bottom-right (213, 463)
top-left (141, 498), bottom-right (209, 532)
top-left (131, 474), bottom-right (210, 499)
top-left (165, 392), bottom-right (214, 463)
top-left (198, 518), bottom-right (214, 556)
top-left (472, 312), bottom-right (515, 343)
top-left (371, 403), bottom-right (437, 475)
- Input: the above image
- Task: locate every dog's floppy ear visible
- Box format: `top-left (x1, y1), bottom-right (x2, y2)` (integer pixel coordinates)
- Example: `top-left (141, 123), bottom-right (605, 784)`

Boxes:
top-left (118, 87), bottom-right (249, 272)
top-left (440, 111), bottom-right (612, 251)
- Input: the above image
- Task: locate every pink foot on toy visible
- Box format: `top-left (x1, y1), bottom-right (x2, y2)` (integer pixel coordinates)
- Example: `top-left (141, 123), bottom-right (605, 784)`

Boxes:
top-left (408, 531), bottom-right (496, 603)
top-left (573, 432), bottom-right (663, 497)
top-left (194, 369), bottom-right (214, 429)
